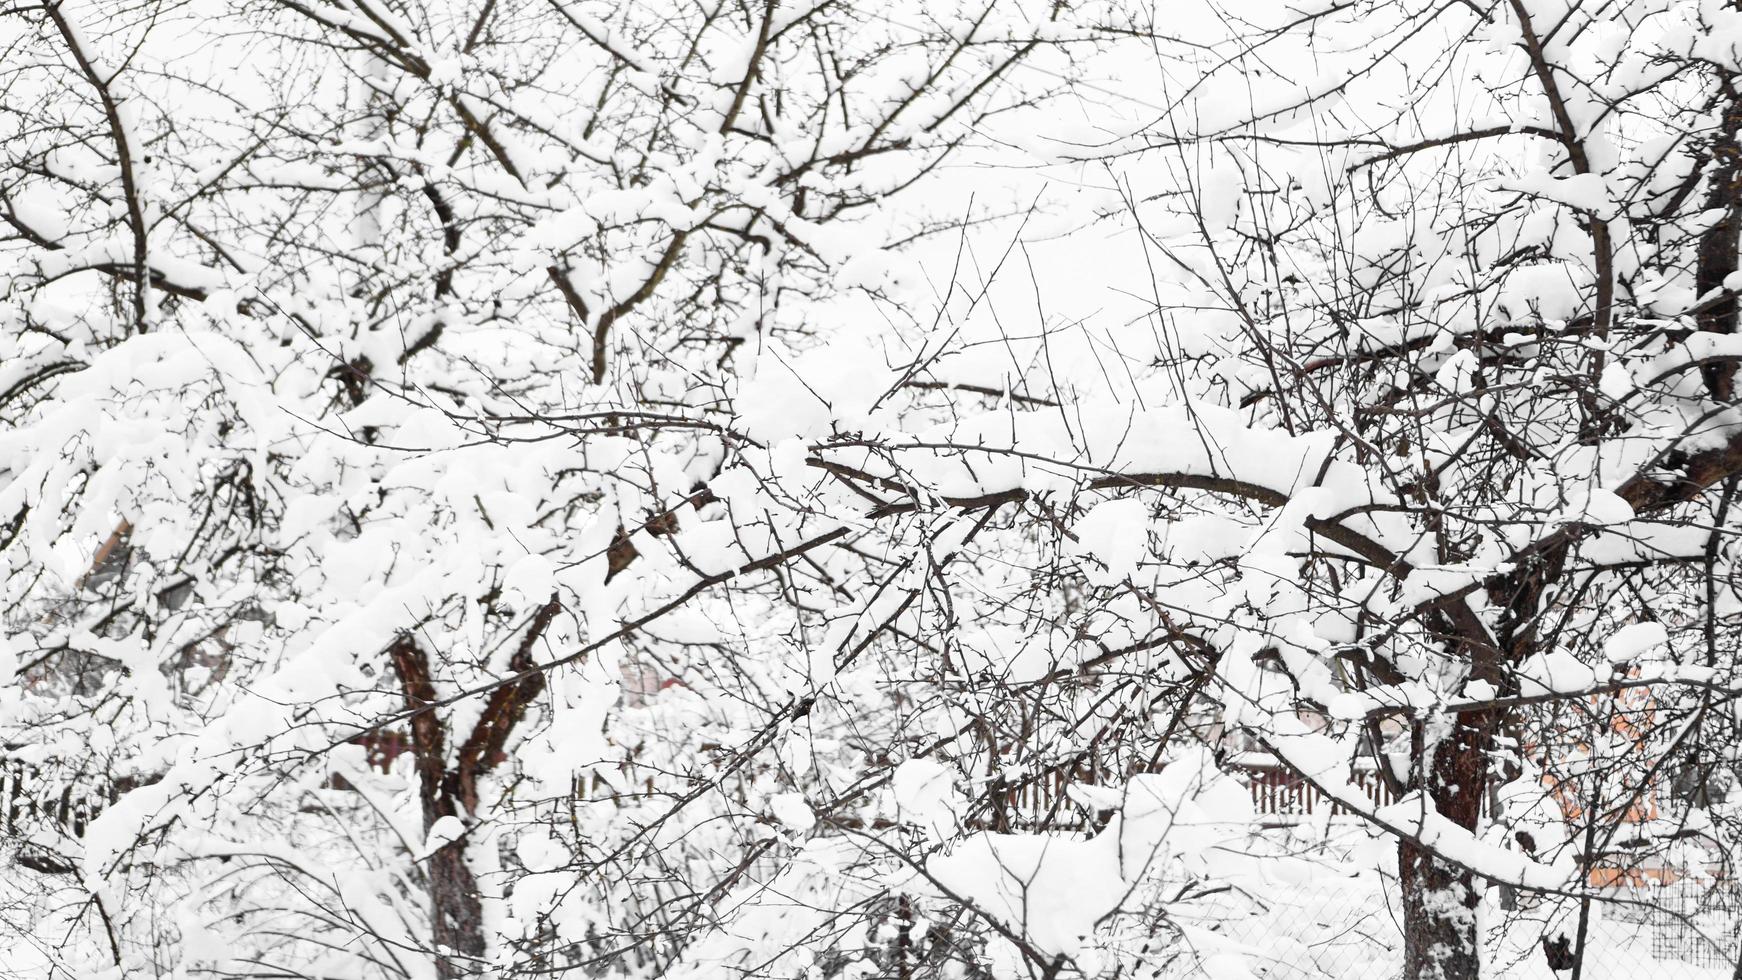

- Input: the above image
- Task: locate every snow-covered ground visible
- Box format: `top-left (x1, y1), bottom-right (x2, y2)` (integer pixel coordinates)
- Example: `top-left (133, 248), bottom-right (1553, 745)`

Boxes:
top-left (1174, 843), bottom-right (1739, 980)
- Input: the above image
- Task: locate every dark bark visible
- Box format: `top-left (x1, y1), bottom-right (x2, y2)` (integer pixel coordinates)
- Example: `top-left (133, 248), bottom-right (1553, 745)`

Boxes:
top-left (1699, 78), bottom-right (1742, 401)
top-left (1398, 543), bottom-right (1562, 980)
top-left (1400, 708), bottom-right (1491, 980)
top-left (390, 638), bottom-right (482, 979)
top-left (388, 596), bottom-right (561, 979)
top-left (45, 5), bottom-right (151, 334)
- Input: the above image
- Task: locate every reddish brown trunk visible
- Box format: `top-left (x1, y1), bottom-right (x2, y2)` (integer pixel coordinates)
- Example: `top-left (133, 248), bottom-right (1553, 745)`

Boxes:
top-left (387, 596), bottom-right (560, 979)
top-left (425, 816), bottom-right (487, 979)
top-left (1401, 710), bottom-right (1490, 980)
top-left (390, 638), bottom-right (485, 979)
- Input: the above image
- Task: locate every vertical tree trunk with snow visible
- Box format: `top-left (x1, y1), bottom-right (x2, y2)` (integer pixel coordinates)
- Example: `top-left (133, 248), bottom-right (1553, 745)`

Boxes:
top-left (1699, 74), bottom-right (1742, 400)
top-left (1401, 711), bottom-right (1491, 980)
top-left (390, 598), bottom-right (558, 977)
top-left (390, 638), bottom-right (485, 979)
top-left (426, 821), bottom-right (487, 979)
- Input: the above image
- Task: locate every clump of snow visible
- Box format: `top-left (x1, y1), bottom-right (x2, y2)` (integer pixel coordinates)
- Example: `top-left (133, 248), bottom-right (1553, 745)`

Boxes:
top-left (928, 831), bottom-right (1124, 958)
top-left (1604, 621), bottom-right (1668, 664)
top-left (926, 748), bottom-right (1254, 960)
top-left (1435, 348), bottom-right (1480, 393)
top-left (1068, 497), bottom-right (1150, 585)
top-left (769, 792), bottom-right (816, 832)
top-left (734, 337), bottom-right (895, 441)
top-left (1558, 488), bottom-right (1634, 527)
top-left (1118, 747), bottom-right (1255, 878)
top-left (891, 758), bottom-right (963, 837)
top-left (6, 192), bottom-right (70, 241)
top-left (1498, 172), bottom-right (1616, 220)
top-left (1518, 650), bottom-right (1597, 696)
top-left (420, 815), bottom-right (467, 858)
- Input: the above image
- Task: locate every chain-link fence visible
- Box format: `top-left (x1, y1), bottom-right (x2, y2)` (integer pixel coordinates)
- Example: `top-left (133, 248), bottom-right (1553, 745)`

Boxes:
top-left (1180, 858), bottom-right (1742, 980)
top-left (1612, 880), bottom-right (1742, 973)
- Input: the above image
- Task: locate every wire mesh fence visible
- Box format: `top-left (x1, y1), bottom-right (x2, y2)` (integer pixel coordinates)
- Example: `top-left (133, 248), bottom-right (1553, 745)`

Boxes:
top-left (1191, 756), bottom-right (1742, 979)
top-left (1181, 861), bottom-right (1742, 980)
top-left (1614, 880), bottom-right (1742, 973)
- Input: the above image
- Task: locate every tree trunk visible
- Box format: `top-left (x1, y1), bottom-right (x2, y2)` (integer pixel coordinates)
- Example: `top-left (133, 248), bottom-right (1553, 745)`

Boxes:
top-left (1698, 76), bottom-right (1742, 400)
top-left (390, 638), bottom-right (487, 979)
top-left (1401, 710), bottom-right (1490, 980)
top-left (388, 599), bottom-right (559, 978)
top-left (425, 799), bottom-right (487, 979)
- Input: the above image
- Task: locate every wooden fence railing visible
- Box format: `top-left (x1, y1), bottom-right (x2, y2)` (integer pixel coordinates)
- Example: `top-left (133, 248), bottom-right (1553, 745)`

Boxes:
top-left (985, 756), bottom-right (1401, 830)
top-left (0, 743), bottom-right (1400, 847)
top-left (1241, 763), bottom-right (1400, 820)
